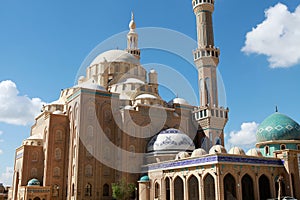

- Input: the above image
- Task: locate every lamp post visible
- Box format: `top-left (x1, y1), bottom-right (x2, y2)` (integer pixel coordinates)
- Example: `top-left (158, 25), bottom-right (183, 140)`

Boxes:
top-left (56, 185), bottom-right (60, 200)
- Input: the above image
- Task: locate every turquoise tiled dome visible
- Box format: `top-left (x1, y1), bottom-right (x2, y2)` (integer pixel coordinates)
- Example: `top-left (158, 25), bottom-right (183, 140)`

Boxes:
top-left (139, 175), bottom-right (150, 182)
top-left (256, 113), bottom-right (300, 143)
top-left (27, 178), bottom-right (40, 186)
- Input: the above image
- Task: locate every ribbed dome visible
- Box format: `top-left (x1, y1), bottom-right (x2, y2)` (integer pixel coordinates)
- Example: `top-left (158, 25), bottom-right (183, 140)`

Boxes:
top-left (256, 112), bottom-right (300, 143)
top-left (147, 128), bottom-right (195, 152)
top-left (209, 145), bottom-right (227, 154)
top-left (191, 148), bottom-right (207, 157)
top-left (246, 148), bottom-right (263, 157)
top-left (90, 49), bottom-right (139, 66)
top-left (228, 147), bottom-right (245, 155)
top-left (27, 178), bottom-right (40, 186)
top-left (175, 152), bottom-right (190, 160)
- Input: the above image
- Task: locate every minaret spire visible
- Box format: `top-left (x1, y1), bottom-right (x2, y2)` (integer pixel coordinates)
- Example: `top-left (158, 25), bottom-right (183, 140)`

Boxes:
top-left (126, 12), bottom-right (140, 60)
top-left (192, 0), bottom-right (228, 151)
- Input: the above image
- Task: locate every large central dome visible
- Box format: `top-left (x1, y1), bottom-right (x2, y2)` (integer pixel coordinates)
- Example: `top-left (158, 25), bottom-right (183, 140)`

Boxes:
top-left (256, 112), bottom-right (300, 143)
top-left (147, 128), bottom-right (195, 152)
top-left (90, 49), bottom-right (139, 66)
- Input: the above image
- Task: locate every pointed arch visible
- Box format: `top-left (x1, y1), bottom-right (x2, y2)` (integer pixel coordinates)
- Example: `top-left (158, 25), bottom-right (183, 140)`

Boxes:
top-left (188, 175), bottom-right (199, 200)
top-left (223, 173), bottom-right (236, 200)
top-left (259, 174), bottom-right (270, 200)
top-left (165, 177), bottom-right (170, 200)
top-left (204, 173), bottom-right (215, 200)
top-left (174, 176), bottom-right (184, 200)
top-left (242, 174), bottom-right (254, 200)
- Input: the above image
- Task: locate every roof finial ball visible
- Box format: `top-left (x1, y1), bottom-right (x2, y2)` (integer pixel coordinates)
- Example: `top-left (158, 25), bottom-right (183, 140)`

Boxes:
top-left (129, 11), bottom-right (136, 30)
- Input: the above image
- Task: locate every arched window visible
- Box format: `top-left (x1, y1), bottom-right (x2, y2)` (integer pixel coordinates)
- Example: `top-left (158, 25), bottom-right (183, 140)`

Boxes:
top-left (242, 174), bottom-right (254, 200)
top-left (188, 175), bottom-right (199, 200)
top-left (297, 144), bottom-right (300, 150)
top-left (85, 165), bottom-right (93, 177)
top-left (155, 182), bottom-right (160, 198)
top-left (32, 151), bottom-right (38, 162)
top-left (55, 148), bottom-right (62, 160)
top-left (55, 130), bottom-right (63, 142)
top-left (103, 184), bottom-right (109, 196)
top-left (165, 178), bottom-right (170, 200)
top-left (204, 174), bottom-right (215, 200)
top-left (53, 167), bottom-right (60, 177)
top-left (223, 173), bottom-right (236, 200)
top-left (85, 183), bottom-right (92, 196)
top-left (280, 144), bottom-right (286, 150)
top-left (265, 146), bottom-right (269, 155)
top-left (259, 175), bottom-right (270, 200)
top-left (174, 177), bottom-right (184, 200)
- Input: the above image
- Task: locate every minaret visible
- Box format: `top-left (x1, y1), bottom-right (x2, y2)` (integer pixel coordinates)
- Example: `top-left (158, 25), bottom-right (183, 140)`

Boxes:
top-left (126, 12), bottom-right (141, 60)
top-left (192, 0), bottom-right (229, 151)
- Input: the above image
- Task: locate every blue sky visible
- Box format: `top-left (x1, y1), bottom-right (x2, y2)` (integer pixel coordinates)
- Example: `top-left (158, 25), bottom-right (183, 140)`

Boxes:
top-left (0, 0), bottom-right (300, 185)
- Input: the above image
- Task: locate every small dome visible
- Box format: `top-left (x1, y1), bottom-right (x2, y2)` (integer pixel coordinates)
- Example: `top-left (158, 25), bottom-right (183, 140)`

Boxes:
top-left (147, 128), bottom-right (195, 152)
top-left (150, 69), bottom-right (157, 74)
top-left (256, 112), bottom-right (300, 143)
top-left (139, 175), bottom-right (150, 182)
top-left (27, 178), bottom-right (40, 186)
top-left (209, 145), bottom-right (227, 154)
top-left (76, 82), bottom-right (106, 91)
top-left (228, 147), bottom-right (245, 155)
top-left (175, 152), bottom-right (190, 160)
top-left (191, 148), bottom-right (207, 157)
top-left (246, 148), bottom-right (263, 157)
top-left (53, 110), bottom-right (64, 115)
top-left (90, 50), bottom-right (139, 66)
top-left (135, 94), bottom-right (158, 100)
top-left (28, 134), bottom-right (43, 140)
top-left (169, 98), bottom-right (190, 106)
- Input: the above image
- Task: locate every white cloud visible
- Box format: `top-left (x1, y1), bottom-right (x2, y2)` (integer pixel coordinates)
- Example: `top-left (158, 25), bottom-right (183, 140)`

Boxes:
top-left (0, 149), bottom-right (2, 155)
top-left (242, 3), bottom-right (300, 68)
top-left (0, 80), bottom-right (45, 126)
top-left (227, 122), bottom-right (259, 149)
top-left (0, 167), bottom-right (13, 186)
top-left (0, 131), bottom-right (2, 135)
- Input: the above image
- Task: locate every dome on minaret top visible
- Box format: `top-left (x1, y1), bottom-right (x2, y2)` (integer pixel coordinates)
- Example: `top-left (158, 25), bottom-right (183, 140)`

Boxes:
top-left (129, 12), bottom-right (136, 30)
top-left (256, 112), bottom-right (300, 143)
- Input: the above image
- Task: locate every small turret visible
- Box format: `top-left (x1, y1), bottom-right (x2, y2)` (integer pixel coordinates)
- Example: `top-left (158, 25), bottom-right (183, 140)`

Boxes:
top-left (126, 12), bottom-right (141, 60)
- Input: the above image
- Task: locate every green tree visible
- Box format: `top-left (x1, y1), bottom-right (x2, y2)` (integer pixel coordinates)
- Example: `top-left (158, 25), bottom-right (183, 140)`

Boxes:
top-left (112, 179), bottom-right (136, 200)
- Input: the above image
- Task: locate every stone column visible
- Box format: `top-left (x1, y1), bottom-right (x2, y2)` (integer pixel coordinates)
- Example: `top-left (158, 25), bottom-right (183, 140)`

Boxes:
top-left (138, 181), bottom-right (150, 200)
top-left (184, 176), bottom-right (189, 200)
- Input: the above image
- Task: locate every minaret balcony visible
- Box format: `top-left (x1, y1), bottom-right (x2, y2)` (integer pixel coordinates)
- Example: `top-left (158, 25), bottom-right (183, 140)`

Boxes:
top-left (193, 105), bottom-right (229, 121)
top-left (192, 0), bottom-right (214, 12)
top-left (193, 46), bottom-right (220, 61)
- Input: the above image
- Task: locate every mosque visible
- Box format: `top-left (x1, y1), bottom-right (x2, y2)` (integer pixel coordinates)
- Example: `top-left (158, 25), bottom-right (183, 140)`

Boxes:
top-left (8, 0), bottom-right (300, 200)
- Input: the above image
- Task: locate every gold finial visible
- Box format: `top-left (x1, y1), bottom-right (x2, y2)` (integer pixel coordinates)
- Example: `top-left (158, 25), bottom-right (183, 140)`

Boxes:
top-left (129, 11), bottom-right (136, 30)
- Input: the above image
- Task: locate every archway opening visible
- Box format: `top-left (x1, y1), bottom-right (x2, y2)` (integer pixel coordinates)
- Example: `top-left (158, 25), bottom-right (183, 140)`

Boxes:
top-left (174, 177), bottom-right (184, 200)
top-left (224, 173), bottom-right (236, 200)
top-left (188, 175), bottom-right (199, 200)
top-left (204, 174), bottom-right (215, 200)
top-left (242, 174), bottom-right (254, 200)
top-left (259, 175), bottom-right (271, 200)
top-left (165, 178), bottom-right (170, 200)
